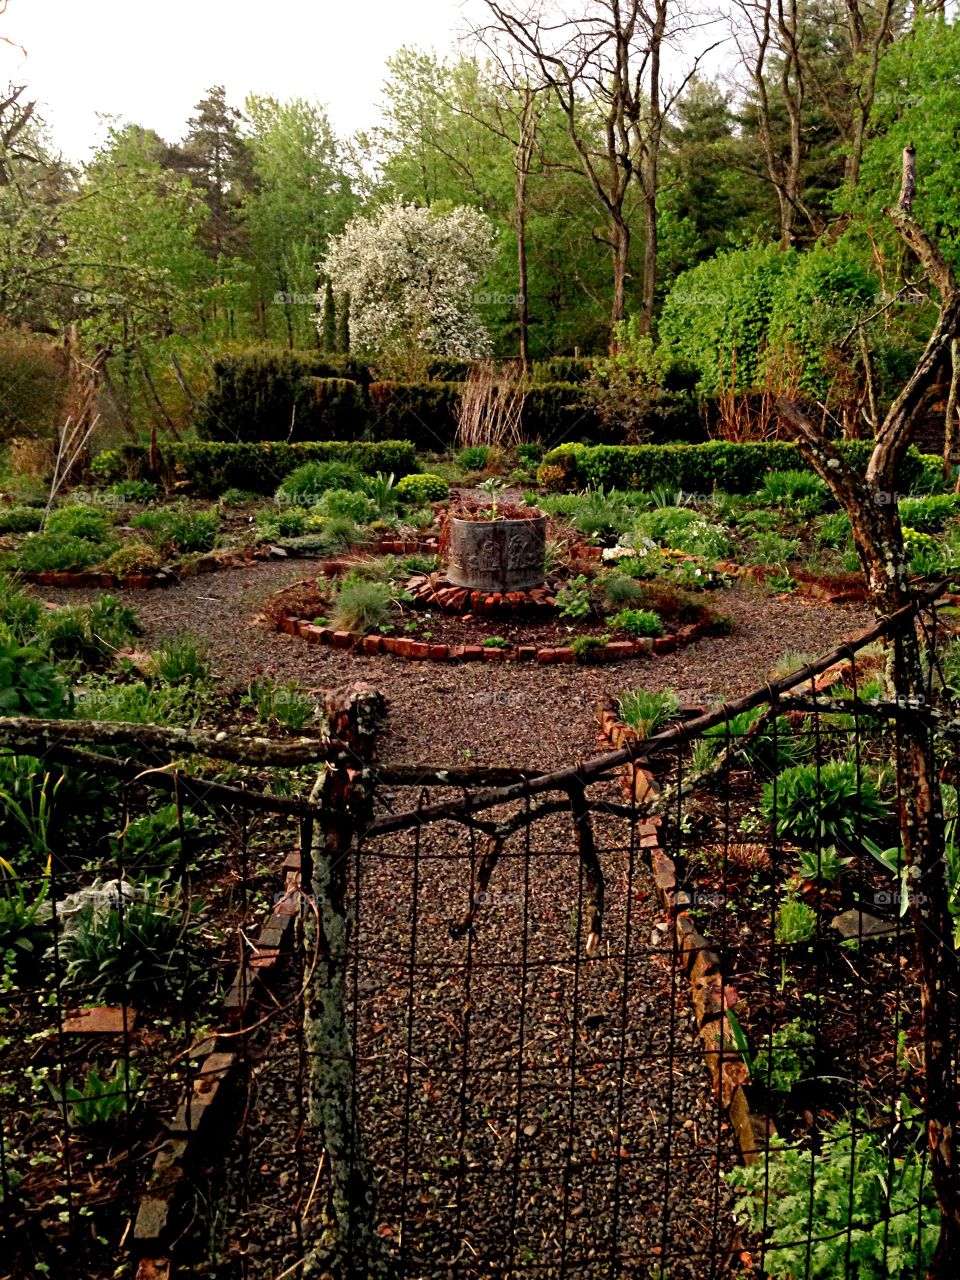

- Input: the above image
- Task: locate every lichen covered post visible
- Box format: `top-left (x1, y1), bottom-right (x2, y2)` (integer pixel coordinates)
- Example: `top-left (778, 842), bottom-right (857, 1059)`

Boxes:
top-left (302, 683), bottom-right (389, 1280)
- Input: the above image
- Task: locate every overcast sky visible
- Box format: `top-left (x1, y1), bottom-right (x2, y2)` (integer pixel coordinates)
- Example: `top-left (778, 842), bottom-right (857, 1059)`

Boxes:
top-left (0, 0), bottom-right (483, 160)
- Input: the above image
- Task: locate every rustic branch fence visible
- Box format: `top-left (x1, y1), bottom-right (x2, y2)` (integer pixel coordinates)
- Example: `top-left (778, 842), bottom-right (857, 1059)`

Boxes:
top-left (1, 583), bottom-right (958, 1279)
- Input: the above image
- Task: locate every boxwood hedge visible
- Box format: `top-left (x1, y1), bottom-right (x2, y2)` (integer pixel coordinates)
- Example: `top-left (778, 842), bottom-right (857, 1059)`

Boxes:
top-left (91, 440), bottom-right (418, 496)
top-left (541, 441), bottom-right (943, 495)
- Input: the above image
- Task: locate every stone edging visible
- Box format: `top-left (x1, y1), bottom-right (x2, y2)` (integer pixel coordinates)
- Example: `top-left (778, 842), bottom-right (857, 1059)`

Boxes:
top-left (595, 703), bottom-right (777, 1166)
top-left (274, 612), bottom-right (718, 665)
top-left (132, 850), bottom-right (302, 1276)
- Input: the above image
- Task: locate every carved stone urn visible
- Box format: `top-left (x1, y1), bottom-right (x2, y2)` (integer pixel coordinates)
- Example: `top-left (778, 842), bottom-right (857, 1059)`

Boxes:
top-left (444, 510), bottom-right (547, 593)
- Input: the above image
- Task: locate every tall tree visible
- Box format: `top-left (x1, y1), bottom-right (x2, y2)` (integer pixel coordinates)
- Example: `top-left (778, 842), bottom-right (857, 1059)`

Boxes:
top-left (242, 95), bottom-right (355, 349)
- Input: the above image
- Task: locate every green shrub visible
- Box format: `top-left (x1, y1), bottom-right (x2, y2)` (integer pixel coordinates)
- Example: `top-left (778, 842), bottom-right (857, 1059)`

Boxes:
top-left (482, 635), bottom-right (509, 649)
top-left (0, 330), bottom-right (67, 441)
top-left (99, 539), bottom-right (165, 576)
top-left (256, 507), bottom-right (308, 541)
top-left (363, 471), bottom-right (398, 516)
top-left (726, 1110), bottom-right (937, 1278)
top-left (818, 511), bottom-right (853, 549)
top-left (898, 493), bottom-right (960, 532)
top-left (93, 440), bottom-right (417, 495)
top-left (10, 532), bottom-right (108, 573)
top-left (117, 804), bottom-right (198, 874)
top-left (196, 349), bottom-right (371, 442)
top-left (367, 380), bottom-right (461, 449)
top-left (763, 757), bottom-right (886, 848)
top-left (634, 506), bottom-right (731, 558)
top-left (760, 469), bottom-right (830, 511)
top-left (42, 595), bottom-right (139, 665)
top-left (276, 460), bottom-right (365, 506)
top-left (0, 506), bottom-right (43, 534)
top-left (107, 479), bottom-right (159, 503)
top-left (44, 504), bottom-right (114, 543)
top-left (530, 356), bottom-right (594, 385)
top-left (0, 626), bottom-right (72, 716)
top-left (0, 577), bottom-right (42, 641)
top-left (76, 679), bottom-right (200, 726)
top-left (395, 473), bottom-right (450, 504)
top-left (131, 506), bottom-right (219, 554)
top-left (517, 443), bottom-right (544, 464)
top-left (542, 441), bottom-right (937, 497)
top-left (218, 487), bottom-right (258, 507)
top-left (794, 845), bottom-right (852, 885)
top-left (459, 445), bottom-right (490, 471)
top-left (610, 608), bottom-right (665, 638)
top-left (603, 574), bottom-right (646, 607)
top-left (749, 532), bottom-right (801, 565)
top-left (311, 516), bottom-right (363, 553)
top-left (569, 635), bottom-right (607, 664)
top-left (52, 1060), bottom-right (142, 1129)
top-left (330, 579), bottom-right (395, 632)
top-left (316, 488), bottom-right (378, 524)
top-left (617, 686), bottom-right (679, 737)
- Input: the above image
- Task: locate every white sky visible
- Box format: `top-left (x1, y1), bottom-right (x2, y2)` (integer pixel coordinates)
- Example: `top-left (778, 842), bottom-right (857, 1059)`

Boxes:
top-left (0, 0), bottom-right (483, 161)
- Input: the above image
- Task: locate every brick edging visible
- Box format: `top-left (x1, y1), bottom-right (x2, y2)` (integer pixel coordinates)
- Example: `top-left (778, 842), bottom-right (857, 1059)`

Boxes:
top-left (275, 613), bottom-right (721, 664)
top-left (595, 702), bottom-right (777, 1166)
top-left (132, 851), bottom-right (302, 1273)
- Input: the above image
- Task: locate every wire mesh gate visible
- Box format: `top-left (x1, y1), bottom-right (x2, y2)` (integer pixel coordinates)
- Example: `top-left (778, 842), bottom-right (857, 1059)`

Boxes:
top-left (1, 585), bottom-right (959, 1279)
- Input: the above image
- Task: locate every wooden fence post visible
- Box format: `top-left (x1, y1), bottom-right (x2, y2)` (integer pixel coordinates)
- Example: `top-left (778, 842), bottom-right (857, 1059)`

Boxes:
top-left (302, 683), bottom-right (389, 1280)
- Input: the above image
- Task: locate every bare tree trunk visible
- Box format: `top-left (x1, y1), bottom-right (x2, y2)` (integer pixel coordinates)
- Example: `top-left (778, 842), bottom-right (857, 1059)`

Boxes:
top-left (945, 337), bottom-right (959, 485)
top-left (515, 89), bottom-right (536, 369)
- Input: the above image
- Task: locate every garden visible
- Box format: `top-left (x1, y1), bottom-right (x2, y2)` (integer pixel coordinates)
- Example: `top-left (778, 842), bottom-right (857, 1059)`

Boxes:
top-left (3, 3), bottom-right (960, 1275)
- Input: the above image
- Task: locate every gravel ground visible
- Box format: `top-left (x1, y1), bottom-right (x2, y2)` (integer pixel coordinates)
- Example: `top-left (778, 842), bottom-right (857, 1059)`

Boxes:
top-left (43, 567), bottom-right (874, 1276)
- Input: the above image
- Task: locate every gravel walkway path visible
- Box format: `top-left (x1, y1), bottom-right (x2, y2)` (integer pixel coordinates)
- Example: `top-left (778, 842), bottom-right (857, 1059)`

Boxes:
top-left (45, 566), bottom-right (874, 1276)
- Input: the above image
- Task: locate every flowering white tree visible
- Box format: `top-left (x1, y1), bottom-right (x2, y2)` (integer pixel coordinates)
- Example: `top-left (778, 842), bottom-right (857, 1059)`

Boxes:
top-left (319, 200), bottom-right (496, 366)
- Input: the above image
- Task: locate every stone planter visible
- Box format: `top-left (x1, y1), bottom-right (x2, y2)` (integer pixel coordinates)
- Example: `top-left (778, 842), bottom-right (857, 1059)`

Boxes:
top-left (445, 514), bottom-right (547, 593)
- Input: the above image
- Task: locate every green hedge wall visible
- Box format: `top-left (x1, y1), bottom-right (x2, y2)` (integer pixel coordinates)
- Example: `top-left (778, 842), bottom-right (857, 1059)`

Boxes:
top-left (367, 381), bottom-right (463, 450)
top-left (197, 350), bottom-right (372, 442)
top-left (542, 441), bottom-right (943, 495)
top-left (92, 440), bottom-right (418, 496)
top-left (530, 357), bottom-right (595, 385)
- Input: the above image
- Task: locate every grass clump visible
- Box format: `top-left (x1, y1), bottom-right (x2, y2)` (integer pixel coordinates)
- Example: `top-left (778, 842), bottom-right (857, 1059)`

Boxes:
top-left (131, 506), bottom-right (219, 555)
top-left (151, 636), bottom-right (210, 684)
top-left (276, 461), bottom-right (364, 506)
top-left (610, 608), bottom-right (665, 638)
top-left (330, 578), bottom-right (396, 632)
top-left (617, 686), bottom-right (679, 738)
top-left (244, 678), bottom-right (315, 731)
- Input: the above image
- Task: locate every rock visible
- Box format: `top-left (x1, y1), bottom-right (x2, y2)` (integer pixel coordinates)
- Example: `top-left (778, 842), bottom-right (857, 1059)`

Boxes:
top-left (831, 909), bottom-right (899, 941)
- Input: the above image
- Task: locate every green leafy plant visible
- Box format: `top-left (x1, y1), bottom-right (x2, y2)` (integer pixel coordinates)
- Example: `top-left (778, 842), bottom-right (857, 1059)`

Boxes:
top-left (749, 532), bottom-right (801, 565)
top-left (0, 627), bottom-right (72, 717)
top-left (818, 511), bottom-right (853, 549)
top-left (751, 1018), bottom-right (816, 1095)
top-left (617, 686), bottom-right (679, 738)
top-left (315, 488), bottom-right (378, 524)
top-left (131, 506), bottom-right (219, 555)
top-left (116, 804), bottom-right (198, 875)
top-left (610, 607), bottom-right (665, 638)
top-left (726, 1108), bottom-right (937, 1278)
top-left (62, 885), bottom-right (193, 1004)
top-left (775, 895), bottom-right (817, 944)
top-left (363, 471), bottom-right (398, 515)
top-left (0, 854), bottom-right (50, 967)
top-left (482, 636), bottom-right (509, 649)
top-left (569, 635), bottom-right (607, 664)
top-left (394, 473), bottom-right (450, 504)
top-left (0, 506), bottom-right (43, 534)
top-left (217, 487), bottom-right (258, 508)
top-left (244, 678), bottom-right (316, 731)
top-left (276, 460), bottom-right (365, 506)
top-left (9, 532), bottom-right (112, 573)
top-left (256, 507), bottom-right (308, 540)
top-left (42, 595), bottom-right (139, 666)
top-left (634, 506), bottom-right (732, 558)
top-left (795, 844), bottom-right (852, 886)
top-left (151, 636), bottom-right (210, 684)
top-left (76, 679), bottom-right (201, 727)
top-left (763, 757), bottom-right (886, 848)
top-left (556, 574), bottom-right (591, 620)
top-left (602, 573), bottom-right (646, 607)
top-left (459, 445), bottom-right (490, 471)
top-left (107, 479), bottom-right (159, 503)
top-left (760, 469), bottom-right (830, 512)
top-left (898, 493), bottom-right (960, 533)
top-left (50, 1059), bottom-right (143, 1129)
top-left (44, 504), bottom-right (115, 543)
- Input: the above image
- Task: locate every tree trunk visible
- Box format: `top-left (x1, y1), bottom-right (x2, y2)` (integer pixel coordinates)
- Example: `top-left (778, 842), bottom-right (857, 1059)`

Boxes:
top-left (611, 216), bottom-right (630, 334)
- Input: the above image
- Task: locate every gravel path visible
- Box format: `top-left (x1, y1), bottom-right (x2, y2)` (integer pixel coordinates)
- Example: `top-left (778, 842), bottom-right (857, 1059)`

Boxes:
top-left (49, 561), bottom-right (873, 770)
top-left (45, 567), bottom-right (874, 1276)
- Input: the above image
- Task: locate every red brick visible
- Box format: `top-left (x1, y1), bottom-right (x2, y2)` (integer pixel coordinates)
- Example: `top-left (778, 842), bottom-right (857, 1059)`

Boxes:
top-left (483, 646), bottom-right (506, 661)
top-left (381, 636), bottom-right (403, 654)
top-left (408, 641), bottom-right (431, 659)
top-left (518, 645), bottom-right (538, 661)
top-left (448, 645), bottom-right (466, 659)
top-left (654, 634), bottom-right (678, 654)
top-left (331, 630), bottom-right (354, 650)
top-left (536, 647), bottom-right (556, 664)
top-left (605, 641), bottom-right (635, 660)
top-left (428, 644), bottom-right (448, 660)
top-left (462, 645), bottom-right (484, 661)
top-left (361, 634), bottom-right (383, 655)
top-left (506, 592), bottom-right (525, 609)
top-left (678, 624), bottom-right (699, 645)
top-left (279, 615), bottom-right (298, 636)
top-left (63, 1006), bottom-right (137, 1034)
top-left (297, 622), bottom-right (321, 642)
top-left (555, 647), bottom-right (575, 664)
top-left (391, 638), bottom-right (414, 657)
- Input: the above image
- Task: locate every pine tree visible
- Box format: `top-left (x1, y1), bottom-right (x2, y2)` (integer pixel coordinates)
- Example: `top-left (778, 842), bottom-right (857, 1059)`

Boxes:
top-left (321, 280), bottom-right (337, 352)
top-left (337, 293), bottom-right (350, 353)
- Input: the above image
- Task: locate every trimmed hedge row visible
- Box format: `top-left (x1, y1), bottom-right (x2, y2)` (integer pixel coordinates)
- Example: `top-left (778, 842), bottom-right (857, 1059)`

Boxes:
top-left (542, 441), bottom-right (944, 495)
top-left (91, 440), bottom-right (418, 496)
top-left (194, 350), bottom-right (701, 447)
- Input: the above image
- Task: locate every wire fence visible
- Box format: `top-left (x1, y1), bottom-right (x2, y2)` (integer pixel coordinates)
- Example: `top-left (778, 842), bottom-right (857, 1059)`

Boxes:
top-left (1, 587), bottom-right (959, 1279)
